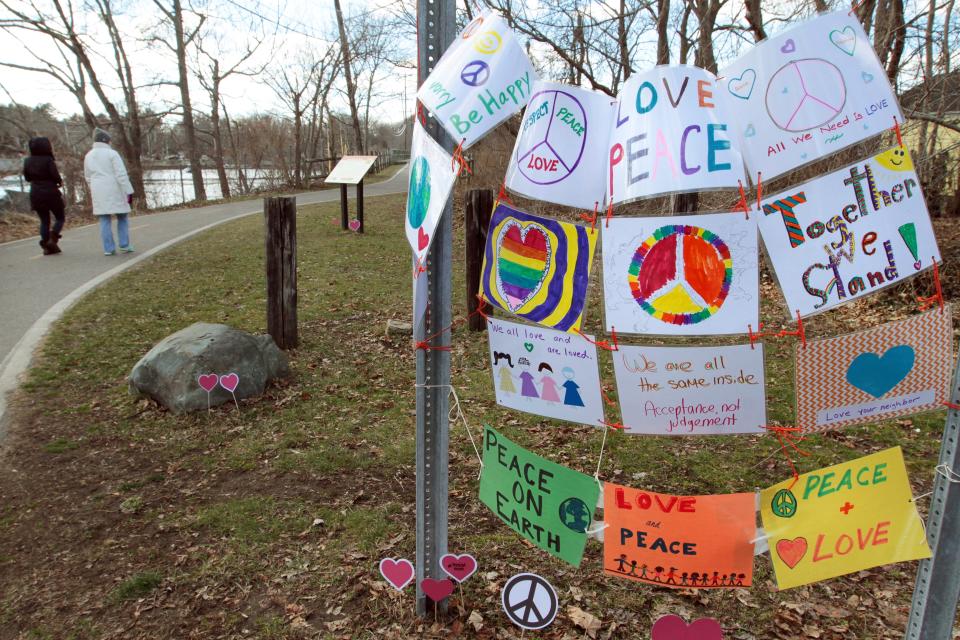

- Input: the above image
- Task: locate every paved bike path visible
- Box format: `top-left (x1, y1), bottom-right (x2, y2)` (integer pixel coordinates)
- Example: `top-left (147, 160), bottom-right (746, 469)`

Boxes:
top-left (0, 168), bottom-right (408, 427)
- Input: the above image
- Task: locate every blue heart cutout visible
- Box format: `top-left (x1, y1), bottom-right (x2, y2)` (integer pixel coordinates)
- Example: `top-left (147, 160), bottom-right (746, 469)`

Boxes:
top-left (845, 345), bottom-right (915, 398)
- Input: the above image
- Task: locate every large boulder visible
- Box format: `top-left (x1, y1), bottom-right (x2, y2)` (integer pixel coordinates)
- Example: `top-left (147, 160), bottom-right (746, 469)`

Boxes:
top-left (129, 322), bottom-right (289, 413)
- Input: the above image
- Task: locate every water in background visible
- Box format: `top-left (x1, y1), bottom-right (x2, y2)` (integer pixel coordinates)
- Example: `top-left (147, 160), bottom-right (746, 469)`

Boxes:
top-left (0, 167), bottom-right (283, 209)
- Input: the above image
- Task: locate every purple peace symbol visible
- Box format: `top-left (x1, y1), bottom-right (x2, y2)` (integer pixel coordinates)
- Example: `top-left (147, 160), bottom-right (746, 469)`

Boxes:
top-left (461, 60), bottom-right (490, 87)
top-left (515, 89), bottom-right (588, 186)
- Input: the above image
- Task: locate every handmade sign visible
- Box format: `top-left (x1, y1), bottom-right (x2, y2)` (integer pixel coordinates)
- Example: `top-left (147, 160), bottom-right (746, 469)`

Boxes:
top-left (501, 572), bottom-right (559, 631)
top-left (601, 213), bottom-right (758, 335)
top-left (604, 483), bottom-right (755, 588)
top-left (487, 317), bottom-right (604, 427)
top-left (420, 578), bottom-right (454, 602)
top-left (796, 308), bottom-right (954, 431)
top-left (405, 121), bottom-right (455, 264)
top-left (480, 426), bottom-right (600, 566)
top-left (609, 65), bottom-right (746, 203)
top-left (757, 147), bottom-right (940, 316)
top-left (480, 203), bottom-right (598, 332)
top-left (417, 11), bottom-right (537, 149)
top-left (719, 11), bottom-right (903, 179)
top-left (612, 343), bottom-right (766, 435)
top-left (379, 558), bottom-right (415, 591)
top-left (760, 446), bottom-right (930, 590)
top-left (440, 553), bottom-right (477, 583)
top-left (505, 81), bottom-right (614, 210)
top-left (651, 615), bottom-right (724, 640)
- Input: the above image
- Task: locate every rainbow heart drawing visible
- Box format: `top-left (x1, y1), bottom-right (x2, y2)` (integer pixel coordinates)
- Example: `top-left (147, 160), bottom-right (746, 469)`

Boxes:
top-left (496, 220), bottom-right (551, 312)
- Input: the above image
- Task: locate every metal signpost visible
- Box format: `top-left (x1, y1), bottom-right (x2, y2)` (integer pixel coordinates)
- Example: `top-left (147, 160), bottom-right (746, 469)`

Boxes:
top-left (906, 354), bottom-right (960, 639)
top-left (415, 0), bottom-right (455, 617)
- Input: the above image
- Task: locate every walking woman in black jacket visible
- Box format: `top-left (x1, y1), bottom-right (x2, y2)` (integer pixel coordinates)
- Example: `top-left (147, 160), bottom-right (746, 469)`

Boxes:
top-left (22, 137), bottom-right (66, 255)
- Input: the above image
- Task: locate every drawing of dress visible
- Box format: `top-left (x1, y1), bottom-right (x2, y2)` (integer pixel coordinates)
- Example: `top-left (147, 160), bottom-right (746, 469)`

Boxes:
top-left (562, 379), bottom-right (584, 406)
top-left (540, 375), bottom-right (561, 402)
top-left (498, 367), bottom-right (516, 394)
top-left (519, 371), bottom-right (539, 398)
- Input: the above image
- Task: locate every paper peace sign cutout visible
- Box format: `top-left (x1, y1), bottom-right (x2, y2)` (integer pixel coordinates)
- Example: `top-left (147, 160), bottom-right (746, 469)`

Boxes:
top-left (501, 572), bottom-right (558, 631)
top-left (771, 488), bottom-right (798, 518)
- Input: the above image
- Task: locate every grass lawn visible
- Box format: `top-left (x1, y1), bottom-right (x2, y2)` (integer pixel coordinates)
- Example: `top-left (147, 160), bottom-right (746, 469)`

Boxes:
top-left (0, 191), bottom-right (956, 639)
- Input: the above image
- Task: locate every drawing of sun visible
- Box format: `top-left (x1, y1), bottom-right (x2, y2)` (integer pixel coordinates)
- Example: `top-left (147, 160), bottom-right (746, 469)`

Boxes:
top-left (874, 147), bottom-right (913, 172)
top-left (627, 225), bottom-right (733, 325)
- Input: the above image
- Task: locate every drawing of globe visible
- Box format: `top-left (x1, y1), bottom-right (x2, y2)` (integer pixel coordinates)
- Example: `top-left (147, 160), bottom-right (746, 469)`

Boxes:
top-left (515, 89), bottom-right (587, 185)
top-left (558, 497), bottom-right (590, 533)
top-left (628, 225), bottom-right (732, 326)
top-left (407, 156), bottom-right (431, 228)
top-left (765, 59), bottom-right (846, 132)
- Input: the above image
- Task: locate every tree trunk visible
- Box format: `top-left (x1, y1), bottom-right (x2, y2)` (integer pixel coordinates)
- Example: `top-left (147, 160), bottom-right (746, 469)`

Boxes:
top-left (333, 0), bottom-right (364, 153)
top-left (618, 0), bottom-right (632, 81)
top-left (210, 67), bottom-right (230, 199)
top-left (744, 0), bottom-right (767, 42)
top-left (293, 94), bottom-right (303, 188)
top-left (171, 0), bottom-right (206, 200)
top-left (656, 0), bottom-right (671, 65)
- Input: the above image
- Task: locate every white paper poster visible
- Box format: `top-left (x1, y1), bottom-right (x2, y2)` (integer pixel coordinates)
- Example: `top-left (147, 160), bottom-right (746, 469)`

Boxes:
top-left (405, 121), bottom-right (455, 264)
top-left (417, 11), bottom-right (537, 150)
top-left (608, 65), bottom-right (746, 203)
top-left (757, 146), bottom-right (940, 317)
top-left (601, 213), bottom-right (759, 336)
top-left (487, 317), bottom-right (605, 427)
top-left (612, 343), bottom-right (766, 435)
top-left (504, 81), bottom-right (615, 210)
top-left (719, 11), bottom-right (903, 180)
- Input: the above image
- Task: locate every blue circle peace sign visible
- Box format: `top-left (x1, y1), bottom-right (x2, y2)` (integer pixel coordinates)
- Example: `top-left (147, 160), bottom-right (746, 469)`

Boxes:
top-left (460, 60), bottom-right (490, 87)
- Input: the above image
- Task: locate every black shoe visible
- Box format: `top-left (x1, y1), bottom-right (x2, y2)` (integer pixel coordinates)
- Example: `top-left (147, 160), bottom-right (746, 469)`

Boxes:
top-left (39, 239), bottom-right (54, 255)
top-left (48, 233), bottom-right (62, 254)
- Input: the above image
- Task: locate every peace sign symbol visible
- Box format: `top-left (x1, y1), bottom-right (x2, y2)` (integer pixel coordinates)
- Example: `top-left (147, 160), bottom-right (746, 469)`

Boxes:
top-left (460, 60), bottom-right (490, 87)
top-left (771, 488), bottom-right (798, 518)
top-left (501, 572), bottom-right (558, 630)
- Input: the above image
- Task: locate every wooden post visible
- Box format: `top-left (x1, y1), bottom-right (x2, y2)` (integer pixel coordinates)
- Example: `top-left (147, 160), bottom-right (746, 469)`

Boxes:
top-left (264, 196), bottom-right (298, 349)
top-left (356, 180), bottom-right (364, 233)
top-left (465, 188), bottom-right (493, 331)
top-left (340, 184), bottom-right (349, 230)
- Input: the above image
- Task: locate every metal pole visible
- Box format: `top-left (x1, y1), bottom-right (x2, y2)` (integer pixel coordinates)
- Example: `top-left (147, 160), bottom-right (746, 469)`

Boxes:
top-left (356, 179), bottom-right (364, 233)
top-left (415, 0), bottom-right (455, 618)
top-left (906, 353), bottom-right (960, 639)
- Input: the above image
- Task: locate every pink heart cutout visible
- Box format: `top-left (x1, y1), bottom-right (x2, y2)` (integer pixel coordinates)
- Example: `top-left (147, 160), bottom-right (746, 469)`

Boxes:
top-left (651, 615), bottom-right (724, 640)
top-left (379, 558), bottom-right (415, 591)
top-left (349, 219), bottom-right (361, 232)
top-left (420, 578), bottom-right (454, 602)
top-left (198, 373), bottom-right (219, 392)
top-left (219, 372), bottom-right (240, 393)
top-left (417, 227), bottom-right (430, 251)
top-left (440, 553), bottom-right (477, 583)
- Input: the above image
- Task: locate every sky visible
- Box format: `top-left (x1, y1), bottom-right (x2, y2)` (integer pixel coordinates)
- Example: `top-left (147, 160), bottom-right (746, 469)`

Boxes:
top-left (0, 0), bottom-right (418, 124)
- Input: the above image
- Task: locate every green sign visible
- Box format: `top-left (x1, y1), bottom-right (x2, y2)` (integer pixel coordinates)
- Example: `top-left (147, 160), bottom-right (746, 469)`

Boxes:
top-left (479, 426), bottom-right (599, 566)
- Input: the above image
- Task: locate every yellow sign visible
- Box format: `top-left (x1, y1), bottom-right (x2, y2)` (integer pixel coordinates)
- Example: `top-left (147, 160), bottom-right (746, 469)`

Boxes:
top-left (760, 447), bottom-right (930, 590)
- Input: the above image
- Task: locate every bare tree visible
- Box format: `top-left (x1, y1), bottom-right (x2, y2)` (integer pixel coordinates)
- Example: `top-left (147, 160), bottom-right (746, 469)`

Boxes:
top-left (0, 0), bottom-right (148, 199)
top-left (152, 0), bottom-right (206, 201)
top-left (194, 27), bottom-right (265, 198)
top-left (333, 0), bottom-right (364, 152)
top-left (268, 51), bottom-right (323, 187)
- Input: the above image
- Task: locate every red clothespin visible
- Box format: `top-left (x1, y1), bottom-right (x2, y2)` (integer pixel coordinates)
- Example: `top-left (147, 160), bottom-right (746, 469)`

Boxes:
top-left (600, 387), bottom-right (618, 408)
top-left (451, 137), bottom-right (472, 177)
top-left (917, 259), bottom-right (944, 313)
top-left (580, 201), bottom-right (599, 232)
top-left (764, 425), bottom-right (810, 489)
top-left (416, 102), bottom-right (426, 127)
top-left (497, 181), bottom-right (513, 206)
top-left (413, 254), bottom-right (427, 278)
top-left (733, 179), bottom-right (750, 219)
top-left (605, 201), bottom-right (615, 228)
top-left (574, 327), bottom-right (619, 352)
top-left (600, 420), bottom-right (626, 431)
top-left (755, 172), bottom-right (763, 210)
top-left (849, 0), bottom-right (866, 16)
top-left (944, 401), bottom-right (960, 410)
top-left (748, 311), bottom-right (806, 349)
top-left (892, 116), bottom-right (904, 149)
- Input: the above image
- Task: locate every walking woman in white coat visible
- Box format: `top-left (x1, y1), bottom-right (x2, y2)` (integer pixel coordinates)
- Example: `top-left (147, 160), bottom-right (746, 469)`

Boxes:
top-left (84, 128), bottom-right (135, 256)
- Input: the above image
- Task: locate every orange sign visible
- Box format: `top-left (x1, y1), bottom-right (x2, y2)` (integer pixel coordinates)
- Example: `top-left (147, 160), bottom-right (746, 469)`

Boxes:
top-left (603, 483), bottom-right (756, 589)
